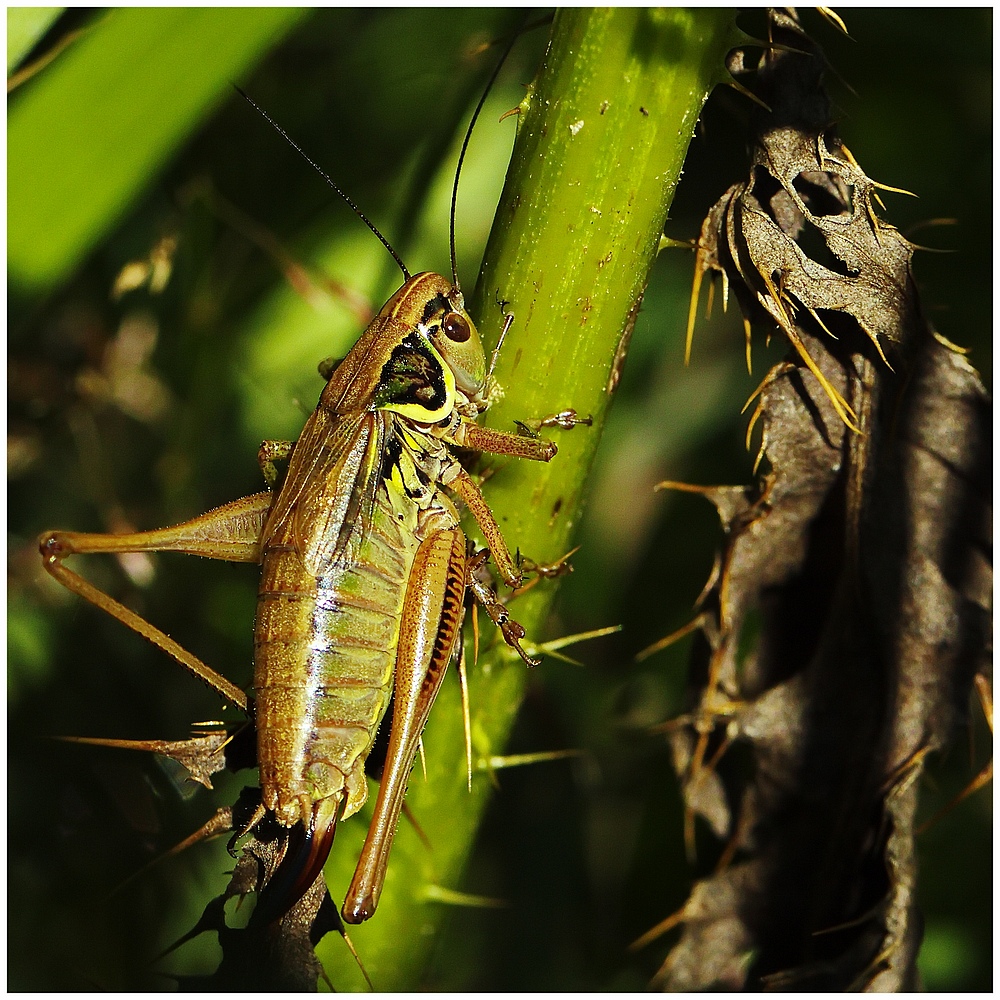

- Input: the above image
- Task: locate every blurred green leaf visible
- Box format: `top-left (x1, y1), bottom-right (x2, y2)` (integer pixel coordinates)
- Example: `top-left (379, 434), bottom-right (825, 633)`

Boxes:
top-left (8, 7), bottom-right (307, 292)
top-left (7, 596), bottom-right (55, 702)
top-left (918, 920), bottom-right (978, 990)
top-left (6, 7), bottom-right (63, 74)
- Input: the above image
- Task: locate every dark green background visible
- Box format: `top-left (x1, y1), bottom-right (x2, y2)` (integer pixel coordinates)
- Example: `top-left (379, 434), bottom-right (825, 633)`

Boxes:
top-left (8, 9), bottom-right (990, 990)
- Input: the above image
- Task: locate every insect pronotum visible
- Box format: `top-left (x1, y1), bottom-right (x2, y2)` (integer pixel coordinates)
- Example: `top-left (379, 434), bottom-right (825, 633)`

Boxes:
top-left (39, 38), bottom-right (570, 935)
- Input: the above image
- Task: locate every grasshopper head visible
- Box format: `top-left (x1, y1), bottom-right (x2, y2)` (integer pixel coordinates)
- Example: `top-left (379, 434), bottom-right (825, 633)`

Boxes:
top-left (420, 279), bottom-right (487, 405)
top-left (332, 272), bottom-right (489, 422)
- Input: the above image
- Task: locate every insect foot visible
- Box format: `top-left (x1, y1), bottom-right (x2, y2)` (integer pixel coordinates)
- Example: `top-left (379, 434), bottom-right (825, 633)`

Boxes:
top-left (503, 546), bottom-right (580, 601)
top-left (466, 553), bottom-right (538, 667)
top-left (526, 408), bottom-right (594, 431)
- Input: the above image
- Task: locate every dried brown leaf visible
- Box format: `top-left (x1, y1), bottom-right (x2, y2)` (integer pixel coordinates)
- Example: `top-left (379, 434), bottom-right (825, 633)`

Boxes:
top-left (658, 9), bottom-right (992, 991)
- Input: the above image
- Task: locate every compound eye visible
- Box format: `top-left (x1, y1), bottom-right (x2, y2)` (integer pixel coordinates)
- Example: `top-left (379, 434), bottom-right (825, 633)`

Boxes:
top-left (441, 312), bottom-right (471, 343)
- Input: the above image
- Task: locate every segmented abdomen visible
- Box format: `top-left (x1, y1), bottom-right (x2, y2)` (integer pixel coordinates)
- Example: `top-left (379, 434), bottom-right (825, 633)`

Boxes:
top-left (254, 489), bottom-right (419, 827)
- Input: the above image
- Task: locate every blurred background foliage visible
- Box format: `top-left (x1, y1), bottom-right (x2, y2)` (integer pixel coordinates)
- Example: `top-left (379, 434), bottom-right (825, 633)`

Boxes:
top-left (8, 8), bottom-right (990, 991)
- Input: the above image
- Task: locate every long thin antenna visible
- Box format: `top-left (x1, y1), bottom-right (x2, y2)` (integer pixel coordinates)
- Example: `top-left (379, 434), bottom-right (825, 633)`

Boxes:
top-left (235, 86), bottom-right (411, 282)
top-left (450, 23), bottom-right (526, 290)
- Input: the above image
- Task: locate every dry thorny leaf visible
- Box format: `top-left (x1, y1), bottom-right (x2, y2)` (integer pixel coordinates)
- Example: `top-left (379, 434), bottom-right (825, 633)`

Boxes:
top-left (651, 9), bottom-right (991, 991)
top-left (171, 790), bottom-right (346, 992)
top-left (124, 724), bottom-right (354, 990)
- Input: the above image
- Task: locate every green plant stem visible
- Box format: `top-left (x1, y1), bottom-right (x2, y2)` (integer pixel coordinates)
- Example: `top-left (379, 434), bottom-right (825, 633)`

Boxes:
top-left (317, 8), bottom-right (735, 989)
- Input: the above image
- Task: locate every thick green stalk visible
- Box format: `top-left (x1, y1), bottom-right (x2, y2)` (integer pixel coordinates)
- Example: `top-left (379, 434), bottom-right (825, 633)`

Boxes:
top-left (317, 8), bottom-right (734, 989)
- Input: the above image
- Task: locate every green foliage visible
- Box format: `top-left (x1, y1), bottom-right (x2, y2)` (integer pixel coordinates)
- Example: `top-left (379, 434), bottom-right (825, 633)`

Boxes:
top-left (7, 7), bottom-right (64, 74)
top-left (9, 8), bottom-right (306, 290)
